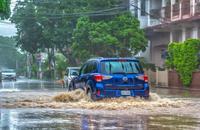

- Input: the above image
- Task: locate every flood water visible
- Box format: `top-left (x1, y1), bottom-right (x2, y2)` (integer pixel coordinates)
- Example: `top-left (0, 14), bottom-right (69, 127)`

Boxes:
top-left (1, 109), bottom-right (200, 130)
top-left (0, 79), bottom-right (200, 130)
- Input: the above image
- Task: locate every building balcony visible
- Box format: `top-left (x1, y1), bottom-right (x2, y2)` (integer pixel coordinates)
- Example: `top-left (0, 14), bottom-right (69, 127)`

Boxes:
top-left (181, 0), bottom-right (191, 16)
top-left (147, 0), bottom-right (200, 28)
top-left (172, 3), bottom-right (180, 17)
top-left (170, 0), bottom-right (192, 20)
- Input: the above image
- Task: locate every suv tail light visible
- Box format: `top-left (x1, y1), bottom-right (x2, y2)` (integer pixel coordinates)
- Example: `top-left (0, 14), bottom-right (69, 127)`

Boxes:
top-left (137, 75), bottom-right (148, 83)
top-left (94, 75), bottom-right (103, 82)
top-left (94, 75), bottom-right (112, 82)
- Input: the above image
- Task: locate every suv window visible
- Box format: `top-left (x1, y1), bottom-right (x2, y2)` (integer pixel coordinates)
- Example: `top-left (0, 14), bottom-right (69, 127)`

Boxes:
top-left (80, 64), bottom-right (87, 75)
top-left (100, 60), bottom-right (143, 74)
top-left (85, 61), bottom-right (97, 74)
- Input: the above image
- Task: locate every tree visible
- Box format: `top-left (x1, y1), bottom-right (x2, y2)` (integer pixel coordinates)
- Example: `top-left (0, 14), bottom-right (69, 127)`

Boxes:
top-left (0, 0), bottom-right (11, 19)
top-left (12, 1), bottom-right (43, 54)
top-left (73, 12), bottom-right (147, 62)
top-left (0, 36), bottom-right (26, 74)
top-left (11, 0), bottom-right (128, 65)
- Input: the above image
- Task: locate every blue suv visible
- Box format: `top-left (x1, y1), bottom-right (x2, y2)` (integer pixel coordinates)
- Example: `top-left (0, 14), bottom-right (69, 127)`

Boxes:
top-left (70, 58), bottom-right (149, 100)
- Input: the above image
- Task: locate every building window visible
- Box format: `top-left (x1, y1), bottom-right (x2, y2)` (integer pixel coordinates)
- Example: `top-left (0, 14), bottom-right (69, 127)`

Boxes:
top-left (141, 0), bottom-right (146, 16)
top-left (186, 27), bottom-right (192, 39)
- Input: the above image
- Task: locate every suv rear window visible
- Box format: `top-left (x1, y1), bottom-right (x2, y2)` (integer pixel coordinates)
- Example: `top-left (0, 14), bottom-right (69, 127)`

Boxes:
top-left (100, 60), bottom-right (143, 74)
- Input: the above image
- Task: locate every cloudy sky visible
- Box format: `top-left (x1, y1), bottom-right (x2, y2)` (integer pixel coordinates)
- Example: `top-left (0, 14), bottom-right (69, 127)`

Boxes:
top-left (0, 0), bottom-right (17, 37)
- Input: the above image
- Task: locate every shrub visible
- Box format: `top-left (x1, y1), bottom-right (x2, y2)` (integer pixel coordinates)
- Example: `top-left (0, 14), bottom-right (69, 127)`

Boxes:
top-left (166, 39), bottom-right (200, 87)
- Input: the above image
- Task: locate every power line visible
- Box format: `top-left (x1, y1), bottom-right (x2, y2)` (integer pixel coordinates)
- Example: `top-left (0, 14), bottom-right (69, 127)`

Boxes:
top-left (11, 0), bottom-right (165, 23)
top-left (11, 5), bottom-right (128, 20)
top-left (12, 10), bottom-right (128, 20)
top-left (10, 0), bottom-right (168, 24)
top-left (13, 6), bottom-right (127, 16)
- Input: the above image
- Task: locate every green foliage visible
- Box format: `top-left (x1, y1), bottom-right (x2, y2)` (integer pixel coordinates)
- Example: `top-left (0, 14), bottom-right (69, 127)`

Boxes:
top-left (11, 0), bottom-right (147, 78)
top-left (0, 0), bottom-right (10, 19)
top-left (73, 12), bottom-right (147, 62)
top-left (11, 0), bottom-right (130, 65)
top-left (55, 53), bottom-right (68, 78)
top-left (12, 2), bottom-right (43, 53)
top-left (0, 36), bottom-right (26, 74)
top-left (166, 39), bottom-right (200, 87)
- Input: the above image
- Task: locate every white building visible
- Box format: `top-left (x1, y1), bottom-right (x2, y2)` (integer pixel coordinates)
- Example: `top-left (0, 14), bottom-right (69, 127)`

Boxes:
top-left (130, 0), bottom-right (200, 67)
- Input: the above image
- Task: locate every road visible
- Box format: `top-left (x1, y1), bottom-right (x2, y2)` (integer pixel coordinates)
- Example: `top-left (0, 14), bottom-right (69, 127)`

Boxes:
top-left (0, 79), bottom-right (200, 130)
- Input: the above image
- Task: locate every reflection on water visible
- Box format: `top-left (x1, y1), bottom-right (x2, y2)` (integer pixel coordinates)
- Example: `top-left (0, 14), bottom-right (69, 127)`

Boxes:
top-left (0, 79), bottom-right (64, 92)
top-left (0, 109), bottom-right (199, 130)
top-left (153, 87), bottom-right (200, 98)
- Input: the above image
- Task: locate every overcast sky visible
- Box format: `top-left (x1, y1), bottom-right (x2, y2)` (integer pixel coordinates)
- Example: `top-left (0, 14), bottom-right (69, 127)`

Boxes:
top-left (0, 0), bottom-right (17, 37)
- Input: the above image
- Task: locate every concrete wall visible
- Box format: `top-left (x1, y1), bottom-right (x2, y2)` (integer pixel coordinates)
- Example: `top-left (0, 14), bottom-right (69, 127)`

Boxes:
top-left (168, 71), bottom-right (200, 89)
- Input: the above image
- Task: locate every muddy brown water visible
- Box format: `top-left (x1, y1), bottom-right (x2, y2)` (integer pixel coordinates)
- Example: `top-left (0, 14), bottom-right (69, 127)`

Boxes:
top-left (1, 80), bottom-right (200, 129)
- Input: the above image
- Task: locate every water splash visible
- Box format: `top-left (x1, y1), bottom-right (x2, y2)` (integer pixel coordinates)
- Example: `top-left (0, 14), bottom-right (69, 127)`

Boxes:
top-left (52, 89), bottom-right (185, 110)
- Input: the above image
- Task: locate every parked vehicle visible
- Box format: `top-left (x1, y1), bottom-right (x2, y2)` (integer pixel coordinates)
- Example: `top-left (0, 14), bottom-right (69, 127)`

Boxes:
top-left (63, 67), bottom-right (80, 90)
top-left (70, 57), bottom-right (149, 101)
top-left (1, 69), bottom-right (17, 81)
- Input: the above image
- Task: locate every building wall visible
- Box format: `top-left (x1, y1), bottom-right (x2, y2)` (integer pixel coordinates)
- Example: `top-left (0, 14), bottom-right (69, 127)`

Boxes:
top-left (150, 32), bottom-right (170, 66)
top-left (130, 0), bottom-right (200, 67)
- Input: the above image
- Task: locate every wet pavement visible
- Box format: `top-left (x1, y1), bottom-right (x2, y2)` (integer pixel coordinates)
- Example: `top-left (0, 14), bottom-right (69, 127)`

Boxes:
top-left (1, 108), bottom-right (200, 130)
top-left (0, 79), bottom-right (200, 130)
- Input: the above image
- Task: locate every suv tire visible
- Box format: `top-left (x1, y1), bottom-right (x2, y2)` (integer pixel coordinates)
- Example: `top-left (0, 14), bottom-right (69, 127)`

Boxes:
top-left (87, 86), bottom-right (97, 101)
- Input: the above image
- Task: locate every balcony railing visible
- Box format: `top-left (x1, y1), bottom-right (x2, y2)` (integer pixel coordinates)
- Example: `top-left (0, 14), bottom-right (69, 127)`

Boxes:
top-left (149, 0), bottom-right (199, 26)
top-left (163, 6), bottom-right (171, 20)
top-left (181, 0), bottom-right (191, 15)
top-left (172, 3), bottom-right (180, 16)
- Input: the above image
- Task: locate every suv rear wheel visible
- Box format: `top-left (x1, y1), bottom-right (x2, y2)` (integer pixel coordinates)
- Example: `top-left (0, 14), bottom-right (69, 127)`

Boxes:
top-left (86, 85), bottom-right (97, 101)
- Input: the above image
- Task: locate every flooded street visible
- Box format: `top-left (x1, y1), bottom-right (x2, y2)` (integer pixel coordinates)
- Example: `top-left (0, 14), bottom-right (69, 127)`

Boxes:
top-left (1, 80), bottom-right (200, 130)
top-left (1, 108), bottom-right (200, 130)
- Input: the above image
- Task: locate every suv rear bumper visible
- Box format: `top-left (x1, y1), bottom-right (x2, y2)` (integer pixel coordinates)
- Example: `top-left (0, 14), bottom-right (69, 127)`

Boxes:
top-left (95, 83), bottom-right (149, 99)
